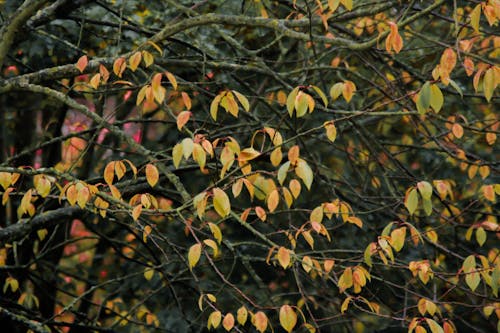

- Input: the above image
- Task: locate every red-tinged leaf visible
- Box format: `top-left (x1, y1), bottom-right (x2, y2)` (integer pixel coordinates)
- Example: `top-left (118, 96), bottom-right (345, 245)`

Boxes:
top-left (113, 57), bottom-right (127, 77)
top-left (463, 57), bottom-right (474, 76)
top-left (129, 51), bottom-right (142, 71)
top-left (181, 92), bottom-right (192, 110)
top-left (222, 313), bottom-right (234, 331)
top-left (255, 206), bottom-right (267, 221)
top-left (342, 80), bottom-right (356, 102)
top-left (145, 164), bottom-right (159, 187)
top-left (176, 111), bottom-right (191, 131)
top-left (277, 246), bottom-right (291, 269)
top-left (76, 55), bottom-right (88, 73)
top-left (288, 145), bottom-right (300, 165)
top-left (452, 123), bottom-right (463, 138)
top-left (440, 48), bottom-right (457, 74)
top-left (253, 311), bottom-right (268, 333)
top-left (482, 185), bottom-right (495, 202)
top-left (324, 259), bottom-right (334, 273)
top-left (279, 305), bottom-right (297, 333)
top-left (165, 71), bottom-right (177, 90)
top-left (132, 204), bottom-right (142, 221)
top-left (213, 187), bottom-right (231, 217)
top-left (188, 243), bottom-right (202, 270)
top-left (267, 189), bottom-right (279, 213)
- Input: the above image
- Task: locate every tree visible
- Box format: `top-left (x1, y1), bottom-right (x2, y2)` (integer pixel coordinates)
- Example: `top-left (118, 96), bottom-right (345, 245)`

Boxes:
top-left (0, 0), bottom-right (499, 332)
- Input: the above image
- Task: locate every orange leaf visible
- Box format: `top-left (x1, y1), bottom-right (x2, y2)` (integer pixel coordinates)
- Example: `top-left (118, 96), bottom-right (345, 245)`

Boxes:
top-left (145, 164), bottom-right (159, 187)
top-left (267, 189), bottom-right (279, 213)
top-left (222, 313), bottom-right (234, 331)
top-left (277, 247), bottom-right (291, 269)
top-left (288, 145), bottom-right (300, 165)
top-left (76, 55), bottom-right (88, 73)
top-left (129, 51), bottom-right (142, 71)
top-left (176, 111), bottom-right (191, 130)
top-left (253, 311), bottom-right (268, 333)
top-left (113, 57), bottom-right (127, 78)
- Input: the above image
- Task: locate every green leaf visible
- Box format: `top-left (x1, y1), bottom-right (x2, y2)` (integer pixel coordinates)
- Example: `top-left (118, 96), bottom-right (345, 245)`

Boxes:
top-left (448, 79), bottom-right (463, 97)
top-left (417, 181), bottom-right (433, 200)
top-left (278, 161), bottom-right (291, 185)
top-left (416, 81), bottom-right (431, 114)
top-left (476, 227), bottom-right (486, 246)
top-left (232, 90), bottom-right (250, 111)
top-left (405, 188), bottom-right (419, 215)
top-left (422, 197), bottom-right (433, 216)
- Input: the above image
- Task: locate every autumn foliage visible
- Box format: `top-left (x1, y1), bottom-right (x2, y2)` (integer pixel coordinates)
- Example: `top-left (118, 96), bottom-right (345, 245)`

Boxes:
top-left (0, 1), bottom-right (499, 333)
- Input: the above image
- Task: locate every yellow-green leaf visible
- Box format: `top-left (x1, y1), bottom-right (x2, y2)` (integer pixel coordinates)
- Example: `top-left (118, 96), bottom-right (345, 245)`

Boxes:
top-left (429, 84), bottom-right (444, 113)
top-left (279, 305), bottom-right (297, 333)
top-left (483, 68), bottom-right (495, 102)
top-left (296, 159), bottom-right (313, 190)
top-left (405, 188), bottom-right (419, 215)
top-left (213, 188), bottom-right (231, 217)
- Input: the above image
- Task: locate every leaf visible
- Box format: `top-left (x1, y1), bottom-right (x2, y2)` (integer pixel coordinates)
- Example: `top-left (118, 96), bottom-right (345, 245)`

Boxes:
top-left (342, 80), bottom-right (356, 102)
top-left (417, 181), bottom-right (433, 200)
top-left (208, 222), bottom-right (222, 244)
top-left (390, 227), bottom-right (407, 252)
top-left (288, 145), bottom-right (300, 165)
top-left (104, 161), bottom-right (115, 185)
top-left (172, 143), bottom-right (183, 168)
top-left (270, 147), bottom-right (282, 167)
top-left (90, 73), bottom-right (100, 89)
top-left (310, 206), bottom-right (323, 223)
top-left (295, 91), bottom-right (308, 117)
top-left (483, 68), bottom-right (495, 102)
top-left (145, 164), bottom-right (159, 187)
top-left (237, 306), bottom-right (248, 325)
top-left (239, 147), bottom-right (261, 162)
top-left (429, 84), bottom-right (444, 113)
top-left (203, 239), bottom-right (219, 258)
top-left (277, 247), bottom-right (291, 269)
top-left (232, 90), bottom-right (250, 112)
top-left (188, 243), bottom-right (202, 270)
top-left (324, 121), bottom-right (337, 142)
top-left (210, 94), bottom-right (222, 120)
top-left (176, 111), bottom-right (191, 130)
top-left (289, 179), bottom-right (301, 198)
top-left (405, 188), bottom-right (419, 215)
top-left (76, 55), bottom-right (88, 73)
top-left (253, 311), bottom-right (268, 333)
top-left (129, 51), bottom-right (142, 71)
top-left (286, 87), bottom-right (300, 116)
top-left (207, 311), bottom-right (222, 330)
top-left (417, 82), bottom-right (431, 114)
top-left (311, 85), bottom-right (328, 106)
top-left (165, 71), bottom-right (177, 90)
top-left (267, 189), bottom-right (279, 213)
top-left (113, 57), bottom-right (127, 77)
top-left (279, 305), bottom-right (297, 333)
top-left (302, 256), bottom-right (313, 273)
top-left (341, 297), bottom-right (351, 313)
top-left (448, 79), bottom-right (463, 97)
top-left (476, 227), bottom-right (486, 246)
top-left (132, 204), bottom-right (142, 221)
top-left (469, 4), bottom-right (481, 33)
top-left (330, 82), bottom-right (344, 100)
top-left (222, 313), bottom-right (234, 331)
top-left (426, 318), bottom-right (444, 333)
top-left (213, 188), bottom-right (231, 217)
top-left (296, 159), bottom-right (313, 190)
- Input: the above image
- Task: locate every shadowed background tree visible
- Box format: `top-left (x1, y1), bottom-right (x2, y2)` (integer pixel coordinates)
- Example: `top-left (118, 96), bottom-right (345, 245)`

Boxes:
top-left (0, 0), bottom-right (499, 332)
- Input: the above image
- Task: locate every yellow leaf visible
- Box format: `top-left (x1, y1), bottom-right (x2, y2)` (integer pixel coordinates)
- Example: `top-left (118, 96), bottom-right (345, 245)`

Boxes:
top-left (207, 311), bottom-right (222, 330)
top-left (277, 247), bottom-right (291, 269)
top-left (324, 121), bottom-right (337, 142)
top-left (341, 297), bottom-right (351, 313)
top-left (267, 189), bottom-right (279, 213)
top-left (429, 84), bottom-right (444, 113)
top-left (469, 4), bottom-right (481, 33)
top-left (330, 82), bottom-right (344, 100)
top-left (129, 51), bottom-right (142, 71)
top-left (142, 50), bottom-right (154, 67)
top-left (182, 138), bottom-right (194, 159)
top-left (144, 267), bottom-right (154, 281)
top-left (213, 188), bottom-right (231, 217)
top-left (208, 222), bottom-right (222, 244)
top-left (145, 164), bottom-right (159, 187)
top-left (482, 184), bottom-right (495, 202)
top-left (302, 256), bottom-right (313, 273)
top-left (76, 55), bottom-right (88, 73)
top-left (389, 227), bottom-right (406, 252)
top-left (239, 147), bottom-right (261, 162)
top-left (113, 57), bottom-right (127, 78)
top-left (286, 87), bottom-right (300, 117)
top-left (310, 206), bottom-right (323, 223)
top-left (172, 143), bottom-right (183, 168)
top-left (452, 123), bottom-right (464, 139)
top-left (90, 73), bottom-right (100, 89)
top-left (188, 243), bottom-right (202, 270)
top-left (165, 71), bottom-right (177, 90)
top-left (289, 179), bottom-right (301, 198)
top-left (232, 90), bottom-right (250, 112)
top-left (483, 68), bottom-right (495, 102)
top-left (210, 94), bottom-right (222, 120)
top-left (426, 318), bottom-right (443, 333)
top-left (341, 0), bottom-right (352, 11)
top-left (279, 305), bottom-right (297, 333)
top-left (237, 306), bottom-right (248, 325)
top-left (203, 239), bottom-right (219, 258)
top-left (270, 147), bottom-right (282, 167)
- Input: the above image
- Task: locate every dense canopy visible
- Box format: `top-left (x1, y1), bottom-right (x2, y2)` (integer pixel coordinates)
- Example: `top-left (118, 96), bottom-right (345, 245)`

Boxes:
top-left (0, 1), bottom-right (499, 332)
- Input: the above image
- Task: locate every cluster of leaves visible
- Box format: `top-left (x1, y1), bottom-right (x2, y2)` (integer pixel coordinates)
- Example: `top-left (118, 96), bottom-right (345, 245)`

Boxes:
top-left (0, 1), bottom-right (499, 333)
